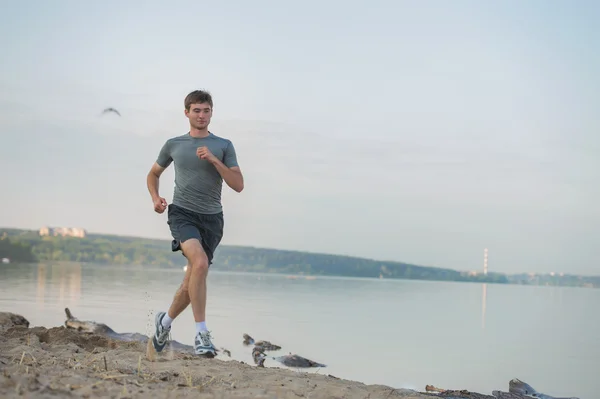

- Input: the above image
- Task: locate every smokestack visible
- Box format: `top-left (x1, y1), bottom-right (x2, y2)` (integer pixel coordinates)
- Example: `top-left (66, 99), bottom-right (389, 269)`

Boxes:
top-left (483, 248), bottom-right (488, 275)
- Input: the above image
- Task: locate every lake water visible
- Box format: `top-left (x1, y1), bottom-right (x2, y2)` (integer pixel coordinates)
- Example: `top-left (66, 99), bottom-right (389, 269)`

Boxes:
top-left (0, 262), bottom-right (596, 398)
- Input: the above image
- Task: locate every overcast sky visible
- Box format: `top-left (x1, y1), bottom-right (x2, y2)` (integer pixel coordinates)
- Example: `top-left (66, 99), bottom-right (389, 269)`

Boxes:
top-left (1, 0), bottom-right (598, 275)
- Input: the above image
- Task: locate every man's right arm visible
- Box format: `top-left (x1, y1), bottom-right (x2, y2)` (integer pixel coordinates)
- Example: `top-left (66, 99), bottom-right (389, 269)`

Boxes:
top-left (147, 162), bottom-right (166, 201)
top-left (147, 140), bottom-right (172, 213)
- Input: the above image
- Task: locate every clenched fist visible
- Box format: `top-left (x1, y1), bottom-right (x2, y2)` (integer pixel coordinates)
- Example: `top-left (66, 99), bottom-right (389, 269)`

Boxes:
top-left (197, 146), bottom-right (217, 164)
top-left (153, 196), bottom-right (167, 214)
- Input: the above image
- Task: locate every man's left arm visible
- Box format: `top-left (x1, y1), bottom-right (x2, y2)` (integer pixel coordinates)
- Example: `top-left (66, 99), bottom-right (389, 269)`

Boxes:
top-left (211, 141), bottom-right (244, 193)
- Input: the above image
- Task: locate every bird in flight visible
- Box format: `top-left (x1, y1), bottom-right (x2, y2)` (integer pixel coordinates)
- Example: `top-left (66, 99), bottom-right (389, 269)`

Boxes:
top-left (102, 107), bottom-right (121, 116)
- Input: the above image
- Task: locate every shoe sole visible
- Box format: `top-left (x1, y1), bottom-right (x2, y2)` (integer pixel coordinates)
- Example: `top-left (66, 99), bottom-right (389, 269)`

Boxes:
top-left (195, 343), bottom-right (216, 357)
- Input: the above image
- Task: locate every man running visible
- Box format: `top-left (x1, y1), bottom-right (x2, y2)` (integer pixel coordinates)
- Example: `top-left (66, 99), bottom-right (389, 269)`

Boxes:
top-left (146, 89), bottom-right (244, 356)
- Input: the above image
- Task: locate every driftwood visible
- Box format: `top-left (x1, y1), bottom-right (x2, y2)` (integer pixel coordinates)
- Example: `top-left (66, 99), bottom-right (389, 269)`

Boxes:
top-left (426, 385), bottom-right (446, 393)
top-left (421, 378), bottom-right (580, 399)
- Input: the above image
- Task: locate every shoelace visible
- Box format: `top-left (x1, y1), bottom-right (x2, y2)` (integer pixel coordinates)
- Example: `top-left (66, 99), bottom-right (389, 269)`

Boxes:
top-left (157, 325), bottom-right (171, 343)
top-left (197, 331), bottom-right (213, 347)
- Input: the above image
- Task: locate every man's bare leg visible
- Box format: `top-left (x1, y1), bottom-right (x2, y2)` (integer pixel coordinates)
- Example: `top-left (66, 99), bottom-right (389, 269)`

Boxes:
top-left (180, 238), bottom-right (215, 356)
top-left (166, 261), bottom-right (192, 320)
top-left (180, 239), bottom-right (209, 323)
top-left (152, 261), bottom-right (193, 352)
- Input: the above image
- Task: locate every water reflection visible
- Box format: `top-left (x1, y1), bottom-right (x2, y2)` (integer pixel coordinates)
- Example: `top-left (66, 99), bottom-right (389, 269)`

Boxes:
top-left (481, 283), bottom-right (487, 330)
top-left (36, 263), bottom-right (46, 308)
top-left (35, 262), bottom-right (82, 310)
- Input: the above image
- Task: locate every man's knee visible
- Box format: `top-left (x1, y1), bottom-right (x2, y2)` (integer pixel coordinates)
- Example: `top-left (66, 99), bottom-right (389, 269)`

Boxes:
top-left (190, 256), bottom-right (209, 274)
top-left (181, 239), bottom-right (209, 274)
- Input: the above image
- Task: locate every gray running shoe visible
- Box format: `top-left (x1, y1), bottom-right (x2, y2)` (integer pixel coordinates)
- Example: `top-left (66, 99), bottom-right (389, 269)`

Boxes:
top-left (152, 311), bottom-right (171, 352)
top-left (194, 330), bottom-right (216, 356)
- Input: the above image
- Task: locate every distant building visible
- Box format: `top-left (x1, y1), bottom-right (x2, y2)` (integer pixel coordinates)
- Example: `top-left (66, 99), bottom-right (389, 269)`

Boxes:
top-left (39, 226), bottom-right (87, 238)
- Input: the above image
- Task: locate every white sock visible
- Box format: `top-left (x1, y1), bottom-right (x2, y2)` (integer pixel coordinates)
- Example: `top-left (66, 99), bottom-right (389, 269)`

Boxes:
top-left (196, 321), bottom-right (207, 333)
top-left (161, 313), bottom-right (173, 329)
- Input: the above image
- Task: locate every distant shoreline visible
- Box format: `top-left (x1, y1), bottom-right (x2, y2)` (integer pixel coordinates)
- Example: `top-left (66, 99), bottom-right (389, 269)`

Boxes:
top-left (6, 259), bottom-right (600, 292)
top-left (1, 227), bottom-right (599, 289)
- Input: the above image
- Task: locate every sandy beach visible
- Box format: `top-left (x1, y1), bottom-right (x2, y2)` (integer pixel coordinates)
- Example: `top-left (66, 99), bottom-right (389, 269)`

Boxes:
top-left (1, 310), bottom-right (577, 399)
top-left (0, 311), bottom-right (439, 399)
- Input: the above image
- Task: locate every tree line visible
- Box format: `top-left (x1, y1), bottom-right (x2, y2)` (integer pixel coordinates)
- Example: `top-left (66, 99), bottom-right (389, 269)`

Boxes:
top-left (0, 228), bottom-right (511, 284)
top-left (0, 236), bottom-right (37, 262)
top-left (3, 228), bottom-right (596, 288)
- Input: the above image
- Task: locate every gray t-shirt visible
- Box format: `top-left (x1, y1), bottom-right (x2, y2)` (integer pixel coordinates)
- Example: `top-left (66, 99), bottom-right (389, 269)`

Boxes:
top-left (156, 132), bottom-right (239, 215)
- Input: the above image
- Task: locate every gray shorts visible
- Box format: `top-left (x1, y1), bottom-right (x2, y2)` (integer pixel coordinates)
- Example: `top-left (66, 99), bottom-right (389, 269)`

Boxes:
top-left (166, 203), bottom-right (224, 265)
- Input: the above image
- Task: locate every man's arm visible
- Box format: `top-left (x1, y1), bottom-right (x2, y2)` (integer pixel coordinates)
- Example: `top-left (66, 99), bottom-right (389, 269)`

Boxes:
top-left (211, 160), bottom-right (244, 193)
top-left (198, 140), bottom-right (244, 193)
top-left (147, 162), bottom-right (167, 201)
top-left (147, 140), bottom-right (172, 213)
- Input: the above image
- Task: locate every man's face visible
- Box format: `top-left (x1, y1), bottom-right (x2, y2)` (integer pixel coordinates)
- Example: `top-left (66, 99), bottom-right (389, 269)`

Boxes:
top-left (185, 102), bottom-right (212, 129)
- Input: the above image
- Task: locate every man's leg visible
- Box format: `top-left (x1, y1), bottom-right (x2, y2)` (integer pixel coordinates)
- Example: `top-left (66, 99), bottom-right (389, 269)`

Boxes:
top-left (153, 204), bottom-right (199, 353)
top-left (152, 260), bottom-right (192, 353)
top-left (166, 260), bottom-right (192, 318)
top-left (180, 239), bottom-right (209, 323)
top-left (179, 238), bottom-right (215, 356)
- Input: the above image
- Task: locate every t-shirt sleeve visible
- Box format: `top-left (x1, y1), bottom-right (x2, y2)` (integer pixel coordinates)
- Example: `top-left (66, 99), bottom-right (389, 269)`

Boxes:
top-left (156, 140), bottom-right (173, 168)
top-left (223, 140), bottom-right (239, 168)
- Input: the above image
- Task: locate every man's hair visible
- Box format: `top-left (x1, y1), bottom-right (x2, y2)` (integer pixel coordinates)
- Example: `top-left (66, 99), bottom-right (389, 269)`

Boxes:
top-left (184, 90), bottom-right (213, 110)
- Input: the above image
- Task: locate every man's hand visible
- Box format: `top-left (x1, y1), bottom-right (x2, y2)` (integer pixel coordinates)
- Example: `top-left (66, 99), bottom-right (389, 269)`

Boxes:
top-left (197, 146), bottom-right (218, 163)
top-left (196, 146), bottom-right (244, 192)
top-left (153, 196), bottom-right (168, 214)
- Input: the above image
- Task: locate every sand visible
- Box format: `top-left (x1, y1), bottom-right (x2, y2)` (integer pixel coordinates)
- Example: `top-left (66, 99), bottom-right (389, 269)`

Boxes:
top-left (0, 311), bottom-right (437, 399)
